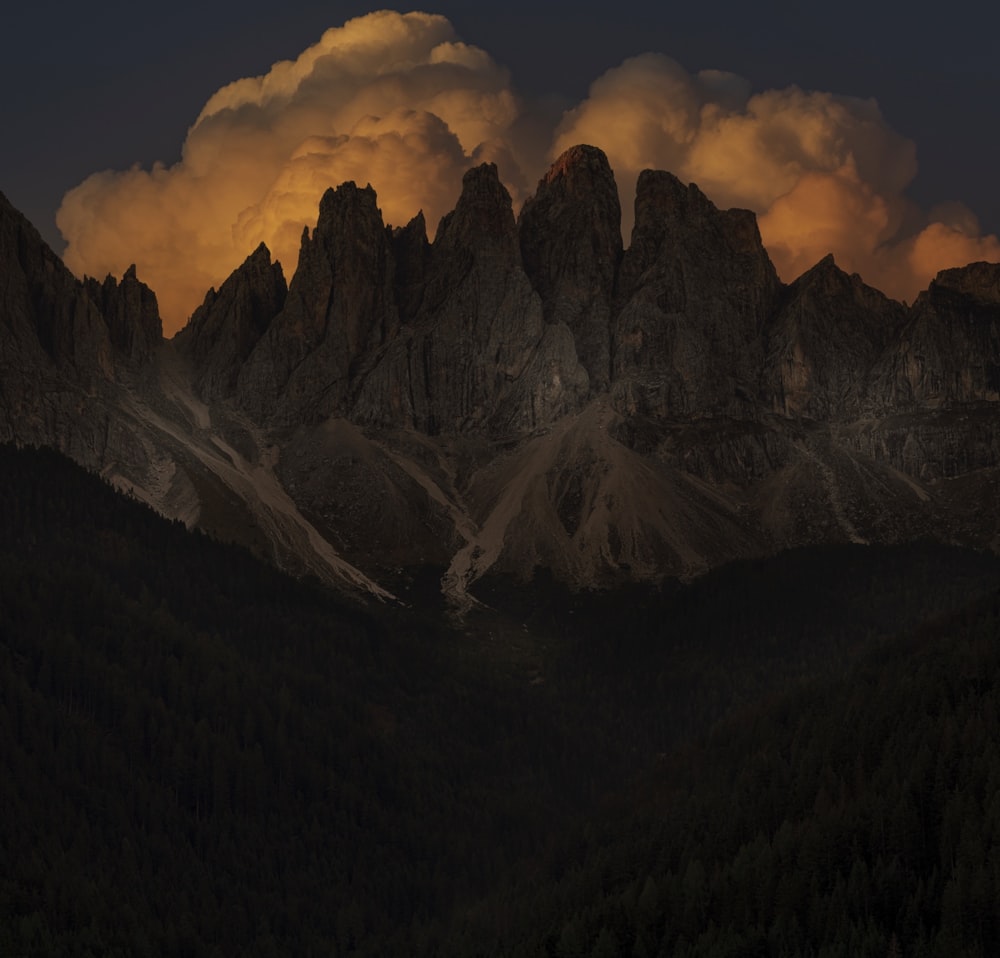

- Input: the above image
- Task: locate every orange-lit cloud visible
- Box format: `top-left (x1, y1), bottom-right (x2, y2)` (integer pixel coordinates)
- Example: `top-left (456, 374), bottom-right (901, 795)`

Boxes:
top-left (58, 14), bottom-right (1000, 334)
top-left (57, 11), bottom-right (530, 333)
top-left (554, 53), bottom-right (1000, 301)
top-left (233, 110), bottom-right (472, 272)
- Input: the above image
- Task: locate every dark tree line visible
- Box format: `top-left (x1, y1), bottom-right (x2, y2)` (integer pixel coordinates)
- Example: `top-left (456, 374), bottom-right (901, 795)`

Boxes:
top-left (1, 442), bottom-right (999, 956)
top-left (448, 586), bottom-right (1000, 958)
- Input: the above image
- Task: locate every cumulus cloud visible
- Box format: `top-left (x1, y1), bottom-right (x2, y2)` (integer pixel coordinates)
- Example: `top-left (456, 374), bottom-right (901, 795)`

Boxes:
top-left (554, 52), bottom-right (1000, 301)
top-left (58, 11), bottom-right (531, 332)
top-left (233, 110), bottom-right (473, 271)
top-left (58, 12), bottom-right (1000, 333)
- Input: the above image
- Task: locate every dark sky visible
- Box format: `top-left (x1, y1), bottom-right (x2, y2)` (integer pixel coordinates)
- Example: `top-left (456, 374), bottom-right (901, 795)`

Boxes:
top-left (3, 1), bottom-right (999, 251)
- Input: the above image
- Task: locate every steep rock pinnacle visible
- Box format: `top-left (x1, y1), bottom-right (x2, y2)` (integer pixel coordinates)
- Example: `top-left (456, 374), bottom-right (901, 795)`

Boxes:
top-left (392, 211), bottom-right (431, 322)
top-left (85, 265), bottom-right (162, 366)
top-left (352, 163), bottom-right (588, 435)
top-left (764, 254), bottom-right (905, 420)
top-left (177, 243), bottom-right (286, 402)
top-left (0, 190), bottom-right (114, 394)
top-left (518, 144), bottom-right (622, 391)
top-left (236, 182), bottom-right (397, 422)
top-left (878, 261), bottom-right (1000, 407)
top-left (614, 170), bottom-right (781, 419)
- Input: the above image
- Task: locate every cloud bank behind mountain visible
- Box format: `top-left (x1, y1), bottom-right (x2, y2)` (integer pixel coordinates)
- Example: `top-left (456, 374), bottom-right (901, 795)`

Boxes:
top-left (56, 10), bottom-right (1000, 333)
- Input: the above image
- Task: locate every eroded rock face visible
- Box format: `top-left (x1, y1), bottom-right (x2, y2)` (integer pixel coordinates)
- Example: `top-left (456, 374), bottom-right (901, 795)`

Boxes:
top-left (411, 162), bottom-right (550, 433)
top-left (85, 265), bottom-right (162, 367)
top-left (0, 191), bottom-right (169, 509)
top-left (876, 262), bottom-right (1000, 408)
top-left (176, 244), bottom-right (286, 402)
top-left (841, 407), bottom-right (1000, 482)
top-left (763, 255), bottom-right (906, 420)
top-left (351, 163), bottom-right (589, 436)
top-left (0, 190), bottom-right (114, 391)
top-left (4, 146), bottom-right (1000, 600)
top-left (518, 144), bottom-right (622, 391)
top-left (236, 182), bottom-right (398, 423)
top-left (392, 212), bottom-right (431, 323)
top-left (613, 171), bottom-right (781, 420)
top-left (0, 190), bottom-right (169, 450)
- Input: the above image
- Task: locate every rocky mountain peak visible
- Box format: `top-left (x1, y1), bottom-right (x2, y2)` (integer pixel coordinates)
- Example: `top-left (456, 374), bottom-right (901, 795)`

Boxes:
top-left (518, 144), bottom-right (622, 391)
top-left (349, 155), bottom-right (592, 436)
top-left (394, 210), bottom-right (428, 248)
top-left (0, 189), bottom-right (114, 386)
top-left (85, 264), bottom-right (162, 366)
top-left (543, 143), bottom-right (613, 183)
top-left (881, 260), bottom-right (1000, 407)
top-left (177, 243), bottom-right (286, 401)
top-left (814, 252), bottom-right (839, 268)
top-left (304, 181), bottom-right (396, 352)
top-left (434, 163), bottom-right (518, 264)
top-left (6, 154), bottom-right (1000, 599)
top-left (627, 169), bottom-right (774, 268)
top-left (631, 169), bottom-right (709, 236)
top-left (613, 169), bottom-right (781, 420)
top-left (765, 254), bottom-right (906, 419)
top-left (922, 261), bottom-right (1000, 305)
top-left (791, 254), bottom-right (898, 313)
top-left (235, 180), bottom-right (397, 422)
top-left (314, 181), bottom-right (382, 242)
top-left (392, 211), bottom-right (431, 322)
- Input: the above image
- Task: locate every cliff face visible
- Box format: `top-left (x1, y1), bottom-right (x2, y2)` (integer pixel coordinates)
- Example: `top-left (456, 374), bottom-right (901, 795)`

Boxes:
top-left (175, 244), bottom-right (286, 403)
top-left (0, 190), bottom-right (161, 451)
top-left (763, 255), bottom-right (906, 421)
top-left (0, 191), bottom-right (113, 394)
top-left (518, 144), bottom-right (622, 392)
top-left (3, 147), bottom-right (1000, 603)
top-left (348, 162), bottom-right (589, 437)
top-left (878, 261), bottom-right (1000, 407)
top-left (612, 170), bottom-right (781, 420)
top-left (84, 265), bottom-right (162, 367)
top-left (234, 183), bottom-right (396, 423)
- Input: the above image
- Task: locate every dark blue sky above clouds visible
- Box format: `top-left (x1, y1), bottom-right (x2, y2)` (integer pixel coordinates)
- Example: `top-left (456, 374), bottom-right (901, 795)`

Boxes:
top-left (3, 1), bottom-right (999, 325)
top-left (3, 1), bottom-right (998, 242)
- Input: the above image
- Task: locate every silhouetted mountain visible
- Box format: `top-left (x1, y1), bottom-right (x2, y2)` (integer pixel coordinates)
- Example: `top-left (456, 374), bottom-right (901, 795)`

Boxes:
top-left (764, 253), bottom-right (906, 420)
top-left (1, 147), bottom-right (999, 602)
top-left (6, 141), bottom-right (1000, 958)
top-left (519, 143), bottom-right (622, 391)
top-left (175, 243), bottom-right (286, 402)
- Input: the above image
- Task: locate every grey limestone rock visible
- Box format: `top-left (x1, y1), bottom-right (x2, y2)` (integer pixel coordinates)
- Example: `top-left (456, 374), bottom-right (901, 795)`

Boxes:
top-left (0, 190), bottom-right (114, 389)
top-left (518, 144), bottom-right (622, 391)
top-left (4, 147), bottom-right (1000, 596)
top-left (876, 261), bottom-right (1000, 408)
top-left (85, 264), bottom-right (162, 367)
top-left (763, 254), bottom-right (905, 420)
top-left (352, 162), bottom-right (588, 437)
top-left (176, 243), bottom-right (286, 402)
top-left (0, 191), bottom-right (158, 483)
top-left (613, 170), bottom-right (781, 420)
top-left (236, 182), bottom-right (397, 423)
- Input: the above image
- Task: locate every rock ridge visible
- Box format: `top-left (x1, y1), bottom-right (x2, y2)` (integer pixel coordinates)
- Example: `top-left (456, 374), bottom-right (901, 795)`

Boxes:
top-left (2, 147), bottom-right (1000, 597)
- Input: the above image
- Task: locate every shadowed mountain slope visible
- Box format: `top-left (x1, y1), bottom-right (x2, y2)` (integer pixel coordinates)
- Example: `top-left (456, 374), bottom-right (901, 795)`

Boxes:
top-left (1, 146), bottom-right (999, 601)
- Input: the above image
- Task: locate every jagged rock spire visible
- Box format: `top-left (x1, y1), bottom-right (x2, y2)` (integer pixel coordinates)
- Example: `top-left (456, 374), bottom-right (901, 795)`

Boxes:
top-left (518, 144), bottom-right (622, 391)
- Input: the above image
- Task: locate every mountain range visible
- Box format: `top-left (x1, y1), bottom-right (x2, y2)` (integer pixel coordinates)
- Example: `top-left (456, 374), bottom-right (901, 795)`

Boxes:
top-left (2, 144), bottom-right (999, 605)
top-left (5, 144), bottom-right (1000, 958)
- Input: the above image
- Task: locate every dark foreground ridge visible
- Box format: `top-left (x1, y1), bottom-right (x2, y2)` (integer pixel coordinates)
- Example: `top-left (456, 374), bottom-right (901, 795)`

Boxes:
top-left (2, 442), bottom-right (1000, 955)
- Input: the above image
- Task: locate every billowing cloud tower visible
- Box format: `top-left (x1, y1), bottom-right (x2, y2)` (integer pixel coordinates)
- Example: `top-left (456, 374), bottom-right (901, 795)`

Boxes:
top-left (58, 11), bottom-right (1000, 333)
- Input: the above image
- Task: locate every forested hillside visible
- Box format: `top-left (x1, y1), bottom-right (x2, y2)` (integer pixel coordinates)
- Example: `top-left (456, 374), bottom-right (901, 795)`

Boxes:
top-left (1, 444), bottom-right (998, 956)
top-left (455, 586), bottom-right (1000, 958)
